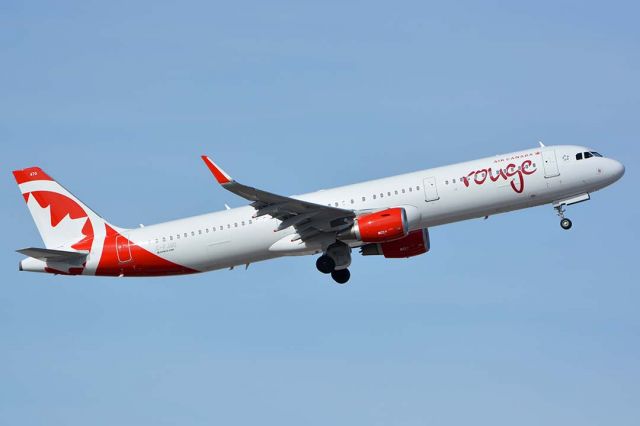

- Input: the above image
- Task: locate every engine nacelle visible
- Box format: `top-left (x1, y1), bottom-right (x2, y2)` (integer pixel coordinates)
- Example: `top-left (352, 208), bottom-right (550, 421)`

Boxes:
top-left (342, 207), bottom-right (409, 243)
top-left (360, 229), bottom-right (430, 258)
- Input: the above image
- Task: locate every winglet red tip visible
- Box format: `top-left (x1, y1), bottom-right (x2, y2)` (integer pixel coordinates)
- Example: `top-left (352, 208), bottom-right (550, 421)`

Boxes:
top-left (201, 155), bottom-right (233, 185)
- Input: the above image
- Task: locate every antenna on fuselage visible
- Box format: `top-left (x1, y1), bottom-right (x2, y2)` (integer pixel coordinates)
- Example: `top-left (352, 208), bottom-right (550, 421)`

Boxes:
top-left (538, 141), bottom-right (545, 147)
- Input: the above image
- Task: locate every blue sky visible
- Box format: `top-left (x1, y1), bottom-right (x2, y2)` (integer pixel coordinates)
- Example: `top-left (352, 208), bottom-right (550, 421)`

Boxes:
top-left (1, 1), bottom-right (639, 425)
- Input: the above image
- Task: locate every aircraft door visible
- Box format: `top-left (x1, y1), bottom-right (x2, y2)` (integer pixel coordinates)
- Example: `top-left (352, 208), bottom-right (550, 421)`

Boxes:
top-left (423, 177), bottom-right (440, 202)
top-left (541, 149), bottom-right (560, 178)
top-left (116, 235), bottom-right (132, 263)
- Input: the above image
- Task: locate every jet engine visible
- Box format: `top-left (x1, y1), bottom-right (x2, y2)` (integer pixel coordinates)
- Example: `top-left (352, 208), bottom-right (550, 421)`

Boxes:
top-left (340, 207), bottom-right (409, 243)
top-left (360, 229), bottom-right (430, 258)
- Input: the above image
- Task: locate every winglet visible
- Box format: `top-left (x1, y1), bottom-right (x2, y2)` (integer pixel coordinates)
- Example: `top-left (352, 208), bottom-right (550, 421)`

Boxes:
top-left (201, 155), bottom-right (233, 185)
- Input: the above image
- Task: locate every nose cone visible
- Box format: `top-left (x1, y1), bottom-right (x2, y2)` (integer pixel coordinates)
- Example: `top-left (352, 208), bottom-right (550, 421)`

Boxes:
top-left (610, 159), bottom-right (625, 182)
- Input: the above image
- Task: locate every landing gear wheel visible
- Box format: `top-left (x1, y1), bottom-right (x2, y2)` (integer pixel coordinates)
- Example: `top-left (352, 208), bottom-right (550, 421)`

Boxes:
top-left (316, 255), bottom-right (335, 274)
top-left (331, 269), bottom-right (350, 284)
top-left (554, 204), bottom-right (573, 231)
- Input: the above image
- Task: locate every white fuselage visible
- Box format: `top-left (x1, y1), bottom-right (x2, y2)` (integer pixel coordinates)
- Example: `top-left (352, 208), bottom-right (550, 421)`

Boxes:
top-left (119, 145), bottom-right (624, 273)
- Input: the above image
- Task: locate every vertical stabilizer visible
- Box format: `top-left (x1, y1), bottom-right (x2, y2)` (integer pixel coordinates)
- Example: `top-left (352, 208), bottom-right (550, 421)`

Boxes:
top-left (12, 167), bottom-right (117, 251)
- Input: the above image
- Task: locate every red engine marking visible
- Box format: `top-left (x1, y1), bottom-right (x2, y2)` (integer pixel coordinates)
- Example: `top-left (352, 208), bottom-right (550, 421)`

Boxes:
top-left (357, 207), bottom-right (408, 243)
top-left (380, 229), bottom-right (429, 258)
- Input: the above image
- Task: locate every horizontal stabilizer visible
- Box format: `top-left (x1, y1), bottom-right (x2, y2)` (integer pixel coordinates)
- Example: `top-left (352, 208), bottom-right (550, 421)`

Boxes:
top-left (16, 247), bottom-right (88, 262)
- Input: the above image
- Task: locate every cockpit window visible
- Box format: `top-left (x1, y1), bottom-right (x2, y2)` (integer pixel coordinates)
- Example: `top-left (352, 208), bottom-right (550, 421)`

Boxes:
top-left (577, 151), bottom-right (603, 160)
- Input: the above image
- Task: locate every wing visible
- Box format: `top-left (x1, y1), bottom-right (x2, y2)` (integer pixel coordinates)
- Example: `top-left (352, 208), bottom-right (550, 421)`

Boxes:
top-left (201, 156), bottom-right (355, 240)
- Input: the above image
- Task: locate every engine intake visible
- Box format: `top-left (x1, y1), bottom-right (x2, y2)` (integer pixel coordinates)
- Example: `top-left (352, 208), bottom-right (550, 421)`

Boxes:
top-left (360, 229), bottom-right (430, 258)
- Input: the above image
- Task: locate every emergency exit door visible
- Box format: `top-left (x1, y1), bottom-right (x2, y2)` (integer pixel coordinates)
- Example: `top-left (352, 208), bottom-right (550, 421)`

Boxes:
top-left (116, 235), bottom-right (132, 263)
top-left (423, 177), bottom-right (440, 202)
top-left (542, 149), bottom-right (560, 178)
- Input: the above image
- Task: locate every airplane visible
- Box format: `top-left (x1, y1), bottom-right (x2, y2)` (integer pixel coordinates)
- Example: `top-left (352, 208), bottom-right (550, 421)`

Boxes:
top-left (12, 143), bottom-right (624, 284)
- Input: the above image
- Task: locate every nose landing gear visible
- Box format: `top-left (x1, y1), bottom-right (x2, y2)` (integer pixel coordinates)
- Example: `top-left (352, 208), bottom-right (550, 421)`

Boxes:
top-left (552, 194), bottom-right (591, 231)
top-left (555, 204), bottom-right (573, 230)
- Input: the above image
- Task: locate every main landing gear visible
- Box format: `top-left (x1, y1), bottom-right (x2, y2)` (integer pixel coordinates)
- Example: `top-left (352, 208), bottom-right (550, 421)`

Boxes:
top-left (316, 255), bottom-right (335, 274)
top-left (316, 242), bottom-right (352, 284)
top-left (554, 204), bottom-right (573, 230)
top-left (331, 269), bottom-right (351, 284)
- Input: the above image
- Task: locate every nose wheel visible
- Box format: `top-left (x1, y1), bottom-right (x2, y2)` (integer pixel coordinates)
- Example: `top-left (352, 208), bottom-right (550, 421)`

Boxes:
top-left (554, 204), bottom-right (573, 230)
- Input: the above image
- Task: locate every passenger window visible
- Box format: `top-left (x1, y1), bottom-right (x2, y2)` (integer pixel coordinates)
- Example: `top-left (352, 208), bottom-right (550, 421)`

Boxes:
top-left (334, 202), bottom-right (339, 207)
top-left (402, 189), bottom-right (405, 193)
top-left (184, 233), bottom-right (188, 238)
top-left (206, 228), bottom-right (209, 233)
top-left (249, 220), bottom-right (252, 224)
top-left (350, 199), bottom-right (354, 204)
top-left (170, 236), bottom-right (173, 241)
top-left (387, 192), bottom-right (391, 197)
top-left (394, 190), bottom-right (398, 195)
top-left (362, 196), bottom-right (366, 202)
top-left (242, 221), bottom-right (245, 226)
top-left (162, 237), bottom-right (166, 242)
top-left (416, 186), bottom-right (420, 190)
top-left (409, 187), bottom-right (412, 192)
top-left (191, 231), bottom-right (195, 236)
top-left (380, 193), bottom-right (384, 198)
top-left (373, 194), bottom-right (377, 199)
